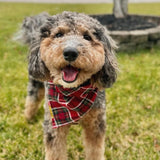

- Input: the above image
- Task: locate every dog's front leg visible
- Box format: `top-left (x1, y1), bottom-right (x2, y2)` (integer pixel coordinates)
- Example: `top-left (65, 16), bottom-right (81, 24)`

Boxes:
top-left (81, 108), bottom-right (106, 160)
top-left (44, 125), bottom-right (70, 160)
top-left (43, 96), bottom-right (70, 160)
top-left (25, 77), bottom-right (44, 120)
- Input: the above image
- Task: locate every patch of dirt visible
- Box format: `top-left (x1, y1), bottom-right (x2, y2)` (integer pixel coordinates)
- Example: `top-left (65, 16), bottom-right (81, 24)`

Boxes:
top-left (92, 14), bottom-right (159, 31)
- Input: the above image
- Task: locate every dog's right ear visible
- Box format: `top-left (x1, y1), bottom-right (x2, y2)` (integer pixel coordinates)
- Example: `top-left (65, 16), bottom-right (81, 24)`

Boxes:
top-left (28, 45), bottom-right (51, 81)
top-left (28, 17), bottom-right (55, 81)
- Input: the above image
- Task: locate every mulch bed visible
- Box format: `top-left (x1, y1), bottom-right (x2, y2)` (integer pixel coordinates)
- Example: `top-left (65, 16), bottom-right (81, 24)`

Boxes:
top-left (92, 14), bottom-right (159, 31)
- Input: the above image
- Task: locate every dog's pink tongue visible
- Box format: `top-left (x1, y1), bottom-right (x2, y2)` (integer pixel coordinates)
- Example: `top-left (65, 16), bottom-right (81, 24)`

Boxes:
top-left (62, 66), bottom-right (79, 83)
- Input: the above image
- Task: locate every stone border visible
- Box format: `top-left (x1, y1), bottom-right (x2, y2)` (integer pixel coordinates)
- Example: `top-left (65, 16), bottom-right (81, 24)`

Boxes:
top-left (109, 25), bottom-right (160, 51)
top-left (93, 14), bottom-right (160, 51)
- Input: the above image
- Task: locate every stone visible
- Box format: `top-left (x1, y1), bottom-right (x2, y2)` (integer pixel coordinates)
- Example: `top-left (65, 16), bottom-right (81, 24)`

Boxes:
top-left (109, 31), bottom-right (130, 43)
top-left (130, 30), bottom-right (148, 44)
top-left (147, 26), bottom-right (160, 40)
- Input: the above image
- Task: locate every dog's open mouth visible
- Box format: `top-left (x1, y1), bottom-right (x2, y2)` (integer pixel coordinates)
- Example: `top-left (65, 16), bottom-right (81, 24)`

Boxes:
top-left (62, 65), bottom-right (79, 83)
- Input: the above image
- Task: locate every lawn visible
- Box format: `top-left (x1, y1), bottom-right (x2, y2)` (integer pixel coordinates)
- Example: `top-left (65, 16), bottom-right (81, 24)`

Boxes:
top-left (0, 2), bottom-right (160, 160)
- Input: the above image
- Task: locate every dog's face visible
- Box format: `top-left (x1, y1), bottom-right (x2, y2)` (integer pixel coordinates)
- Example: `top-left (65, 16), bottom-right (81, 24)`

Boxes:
top-left (29, 12), bottom-right (118, 89)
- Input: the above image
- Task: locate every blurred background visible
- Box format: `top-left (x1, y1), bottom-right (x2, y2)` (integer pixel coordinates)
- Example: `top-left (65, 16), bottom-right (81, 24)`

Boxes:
top-left (0, 0), bottom-right (160, 160)
top-left (0, 0), bottom-right (160, 3)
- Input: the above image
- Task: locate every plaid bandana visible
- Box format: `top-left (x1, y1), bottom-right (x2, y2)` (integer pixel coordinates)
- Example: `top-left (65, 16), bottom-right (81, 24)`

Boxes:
top-left (47, 81), bottom-right (98, 128)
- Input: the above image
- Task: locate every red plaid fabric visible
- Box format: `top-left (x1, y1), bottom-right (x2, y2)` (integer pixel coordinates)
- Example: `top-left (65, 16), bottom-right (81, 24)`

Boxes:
top-left (47, 81), bottom-right (98, 128)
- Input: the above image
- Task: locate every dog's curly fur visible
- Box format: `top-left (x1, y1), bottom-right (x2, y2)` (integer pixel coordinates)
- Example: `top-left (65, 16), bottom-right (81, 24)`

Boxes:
top-left (18, 11), bottom-right (118, 160)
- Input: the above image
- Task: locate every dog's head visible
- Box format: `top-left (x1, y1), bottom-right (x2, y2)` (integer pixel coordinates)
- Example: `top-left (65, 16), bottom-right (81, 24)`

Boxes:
top-left (29, 11), bottom-right (118, 90)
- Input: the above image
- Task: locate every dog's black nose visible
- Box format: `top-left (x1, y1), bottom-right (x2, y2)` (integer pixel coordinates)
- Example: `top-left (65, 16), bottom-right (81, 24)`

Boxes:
top-left (63, 47), bottom-right (79, 62)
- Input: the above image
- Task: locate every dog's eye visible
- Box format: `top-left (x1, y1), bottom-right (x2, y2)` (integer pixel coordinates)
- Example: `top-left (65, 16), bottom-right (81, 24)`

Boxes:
top-left (83, 34), bottom-right (92, 41)
top-left (54, 32), bottom-right (64, 38)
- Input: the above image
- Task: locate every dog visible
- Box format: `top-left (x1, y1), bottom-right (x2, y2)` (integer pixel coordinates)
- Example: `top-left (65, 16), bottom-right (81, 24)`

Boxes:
top-left (18, 11), bottom-right (118, 160)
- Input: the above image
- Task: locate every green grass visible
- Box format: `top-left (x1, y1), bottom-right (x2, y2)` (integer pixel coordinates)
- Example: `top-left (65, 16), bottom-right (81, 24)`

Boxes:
top-left (0, 2), bottom-right (160, 160)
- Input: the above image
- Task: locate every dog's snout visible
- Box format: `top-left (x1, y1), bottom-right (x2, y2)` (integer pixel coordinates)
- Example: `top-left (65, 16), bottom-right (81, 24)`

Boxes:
top-left (63, 47), bottom-right (79, 62)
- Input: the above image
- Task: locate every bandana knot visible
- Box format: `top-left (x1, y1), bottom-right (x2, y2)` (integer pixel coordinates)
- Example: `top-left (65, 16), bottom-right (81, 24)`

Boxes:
top-left (47, 81), bottom-right (98, 128)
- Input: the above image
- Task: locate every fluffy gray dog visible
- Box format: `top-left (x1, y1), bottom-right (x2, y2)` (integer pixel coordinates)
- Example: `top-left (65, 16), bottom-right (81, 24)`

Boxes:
top-left (18, 11), bottom-right (118, 160)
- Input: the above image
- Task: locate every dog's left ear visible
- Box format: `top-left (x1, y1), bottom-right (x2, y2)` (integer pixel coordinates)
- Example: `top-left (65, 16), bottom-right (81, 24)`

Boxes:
top-left (92, 28), bottom-right (118, 89)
